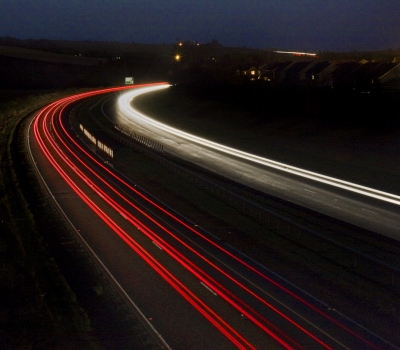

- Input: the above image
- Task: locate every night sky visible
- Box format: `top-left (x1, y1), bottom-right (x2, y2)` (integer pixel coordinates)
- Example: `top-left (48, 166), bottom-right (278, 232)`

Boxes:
top-left (1, 0), bottom-right (399, 51)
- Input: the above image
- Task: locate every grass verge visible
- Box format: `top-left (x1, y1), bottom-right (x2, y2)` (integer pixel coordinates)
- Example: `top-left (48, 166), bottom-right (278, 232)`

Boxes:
top-left (0, 91), bottom-right (161, 349)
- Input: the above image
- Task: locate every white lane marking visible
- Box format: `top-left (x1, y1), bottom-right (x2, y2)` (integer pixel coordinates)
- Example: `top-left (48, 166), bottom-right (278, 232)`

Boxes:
top-left (200, 282), bottom-right (217, 296)
top-left (304, 189), bottom-right (316, 194)
top-left (152, 241), bottom-right (163, 250)
top-left (362, 208), bottom-right (378, 215)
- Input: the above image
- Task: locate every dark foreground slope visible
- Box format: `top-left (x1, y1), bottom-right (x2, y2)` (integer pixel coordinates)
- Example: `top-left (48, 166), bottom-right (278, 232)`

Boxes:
top-left (0, 92), bottom-right (160, 349)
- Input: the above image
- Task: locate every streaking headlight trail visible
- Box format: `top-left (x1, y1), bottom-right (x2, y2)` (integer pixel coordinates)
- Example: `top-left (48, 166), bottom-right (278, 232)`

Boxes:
top-left (118, 86), bottom-right (400, 206)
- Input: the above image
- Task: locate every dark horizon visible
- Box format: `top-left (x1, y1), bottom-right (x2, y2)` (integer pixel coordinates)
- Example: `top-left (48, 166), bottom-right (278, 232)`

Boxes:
top-left (1, 0), bottom-right (399, 52)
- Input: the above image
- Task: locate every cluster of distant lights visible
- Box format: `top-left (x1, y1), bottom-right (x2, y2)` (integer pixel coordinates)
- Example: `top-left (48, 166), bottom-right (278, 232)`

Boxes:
top-left (175, 41), bottom-right (201, 61)
top-left (178, 42), bottom-right (200, 46)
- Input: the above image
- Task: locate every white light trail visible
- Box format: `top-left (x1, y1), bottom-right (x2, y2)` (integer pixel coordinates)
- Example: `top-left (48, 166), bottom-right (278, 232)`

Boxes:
top-left (274, 50), bottom-right (317, 56)
top-left (117, 86), bottom-right (400, 206)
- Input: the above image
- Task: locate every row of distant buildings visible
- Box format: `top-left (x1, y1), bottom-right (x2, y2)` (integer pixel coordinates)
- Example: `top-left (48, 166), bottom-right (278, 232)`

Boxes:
top-left (236, 60), bottom-right (400, 91)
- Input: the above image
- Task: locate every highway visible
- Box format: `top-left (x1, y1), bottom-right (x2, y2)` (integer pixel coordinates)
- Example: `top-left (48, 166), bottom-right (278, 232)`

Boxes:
top-left (28, 85), bottom-right (399, 349)
top-left (113, 84), bottom-right (400, 239)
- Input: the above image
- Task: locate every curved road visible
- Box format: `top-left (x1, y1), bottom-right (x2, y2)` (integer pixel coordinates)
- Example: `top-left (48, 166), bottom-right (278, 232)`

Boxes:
top-left (28, 85), bottom-right (398, 349)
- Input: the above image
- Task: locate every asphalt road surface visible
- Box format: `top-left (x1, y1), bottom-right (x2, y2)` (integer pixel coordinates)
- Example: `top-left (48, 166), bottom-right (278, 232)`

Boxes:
top-left (28, 85), bottom-right (399, 349)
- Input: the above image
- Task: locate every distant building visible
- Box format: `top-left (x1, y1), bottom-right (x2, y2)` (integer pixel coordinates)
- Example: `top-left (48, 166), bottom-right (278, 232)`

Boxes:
top-left (259, 61), bottom-right (293, 84)
top-left (236, 64), bottom-right (260, 80)
top-left (333, 61), bottom-right (400, 90)
top-left (305, 61), bottom-right (337, 86)
top-left (368, 62), bottom-right (400, 89)
top-left (331, 61), bottom-right (361, 88)
top-left (235, 59), bottom-right (400, 90)
top-left (282, 61), bottom-right (316, 83)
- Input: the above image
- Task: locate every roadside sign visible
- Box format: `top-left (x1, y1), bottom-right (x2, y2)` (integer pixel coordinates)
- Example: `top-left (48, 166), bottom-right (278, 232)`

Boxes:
top-left (125, 77), bottom-right (134, 85)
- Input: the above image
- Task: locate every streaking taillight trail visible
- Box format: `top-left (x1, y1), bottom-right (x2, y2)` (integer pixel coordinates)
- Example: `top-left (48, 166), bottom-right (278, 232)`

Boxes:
top-left (33, 89), bottom-right (261, 349)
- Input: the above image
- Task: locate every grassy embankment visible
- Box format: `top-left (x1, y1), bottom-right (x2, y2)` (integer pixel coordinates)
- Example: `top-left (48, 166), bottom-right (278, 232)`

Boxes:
top-left (0, 91), bottom-right (161, 349)
top-left (0, 91), bottom-right (96, 349)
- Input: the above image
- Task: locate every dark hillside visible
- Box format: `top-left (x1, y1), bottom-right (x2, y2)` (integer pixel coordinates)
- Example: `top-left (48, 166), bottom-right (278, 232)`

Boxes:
top-left (168, 80), bottom-right (400, 129)
top-left (0, 41), bottom-right (170, 89)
